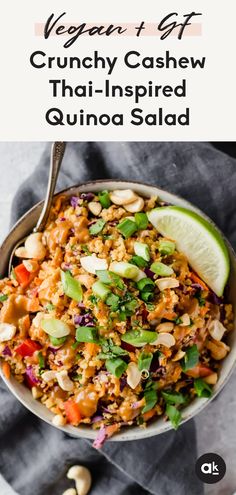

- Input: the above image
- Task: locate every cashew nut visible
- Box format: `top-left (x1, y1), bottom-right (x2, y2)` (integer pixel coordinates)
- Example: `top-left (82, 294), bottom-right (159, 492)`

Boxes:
top-left (206, 339), bottom-right (230, 360)
top-left (172, 350), bottom-right (186, 362)
top-left (80, 255), bottom-right (108, 274)
top-left (157, 322), bottom-right (174, 333)
top-left (52, 413), bottom-right (66, 427)
top-left (56, 370), bottom-right (74, 391)
top-left (15, 233), bottom-right (46, 260)
top-left (67, 465), bottom-right (92, 495)
top-left (208, 319), bottom-right (226, 341)
top-left (153, 332), bottom-right (176, 348)
top-left (126, 362), bottom-right (142, 389)
top-left (62, 489), bottom-right (77, 495)
top-left (41, 370), bottom-right (56, 382)
top-left (23, 259), bottom-right (39, 273)
top-left (88, 201), bottom-right (102, 216)
top-left (179, 313), bottom-right (191, 327)
top-left (110, 189), bottom-right (138, 206)
top-left (204, 372), bottom-right (218, 385)
top-left (0, 323), bottom-right (16, 342)
top-left (156, 278), bottom-right (180, 291)
top-left (124, 197), bottom-right (144, 213)
top-left (31, 386), bottom-right (43, 399)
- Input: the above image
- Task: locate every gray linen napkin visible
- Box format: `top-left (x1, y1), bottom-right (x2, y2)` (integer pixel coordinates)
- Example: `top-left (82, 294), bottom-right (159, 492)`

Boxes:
top-left (2, 141), bottom-right (236, 495)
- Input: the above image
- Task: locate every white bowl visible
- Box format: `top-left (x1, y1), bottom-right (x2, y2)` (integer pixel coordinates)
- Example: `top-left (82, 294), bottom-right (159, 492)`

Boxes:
top-left (0, 180), bottom-right (236, 441)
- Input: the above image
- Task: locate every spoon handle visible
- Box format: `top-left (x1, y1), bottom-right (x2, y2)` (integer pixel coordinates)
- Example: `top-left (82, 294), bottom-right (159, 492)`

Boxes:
top-left (34, 142), bottom-right (66, 233)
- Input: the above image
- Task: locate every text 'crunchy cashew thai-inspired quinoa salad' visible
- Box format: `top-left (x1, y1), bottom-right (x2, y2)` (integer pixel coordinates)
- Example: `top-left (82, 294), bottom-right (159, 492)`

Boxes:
top-left (0, 188), bottom-right (233, 447)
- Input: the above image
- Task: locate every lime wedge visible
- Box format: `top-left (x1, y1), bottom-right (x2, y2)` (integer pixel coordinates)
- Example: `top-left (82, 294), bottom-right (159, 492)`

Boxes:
top-left (147, 206), bottom-right (230, 296)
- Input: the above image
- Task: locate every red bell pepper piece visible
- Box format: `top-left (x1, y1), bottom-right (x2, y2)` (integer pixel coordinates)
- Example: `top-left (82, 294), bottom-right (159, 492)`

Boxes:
top-left (14, 264), bottom-right (31, 288)
top-left (64, 400), bottom-right (82, 426)
top-left (186, 364), bottom-right (212, 378)
top-left (15, 339), bottom-right (41, 357)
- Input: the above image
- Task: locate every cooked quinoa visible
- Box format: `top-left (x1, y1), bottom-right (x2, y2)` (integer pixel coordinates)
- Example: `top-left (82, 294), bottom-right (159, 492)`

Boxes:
top-left (0, 189), bottom-right (233, 447)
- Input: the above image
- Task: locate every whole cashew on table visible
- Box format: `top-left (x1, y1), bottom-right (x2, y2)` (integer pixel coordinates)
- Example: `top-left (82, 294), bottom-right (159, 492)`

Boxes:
top-left (62, 465), bottom-right (92, 495)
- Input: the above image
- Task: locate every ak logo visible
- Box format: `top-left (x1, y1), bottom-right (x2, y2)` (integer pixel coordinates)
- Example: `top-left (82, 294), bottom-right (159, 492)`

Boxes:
top-left (195, 453), bottom-right (226, 484)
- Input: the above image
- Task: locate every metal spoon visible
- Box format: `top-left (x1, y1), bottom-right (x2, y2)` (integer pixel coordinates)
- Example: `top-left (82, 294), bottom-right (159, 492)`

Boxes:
top-left (8, 141), bottom-right (66, 276)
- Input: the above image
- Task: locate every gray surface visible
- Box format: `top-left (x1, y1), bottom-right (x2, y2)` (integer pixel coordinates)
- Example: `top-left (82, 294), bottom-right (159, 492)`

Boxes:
top-left (0, 142), bottom-right (235, 495)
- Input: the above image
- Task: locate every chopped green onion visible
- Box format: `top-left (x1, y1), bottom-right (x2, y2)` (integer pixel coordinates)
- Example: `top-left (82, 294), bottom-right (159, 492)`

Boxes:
top-left (121, 329), bottom-right (157, 347)
top-left (61, 270), bottom-right (83, 302)
top-left (140, 291), bottom-right (154, 303)
top-left (71, 341), bottom-right (80, 350)
top-left (135, 212), bottom-right (148, 230)
top-left (181, 344), bottom-right (199, 371)
top-left (174, 317), bottom-right (183, 325)
top-left (49, 336), bottom-right (67, 347)
top-left (166, 404), bottom-right (182, 430)
top-left (89, 219), bottom-right (106, 235)
top-left (130, 255), bottom-right (148, 268)
top-left (76, 326), bottom-right (98, 343)
top-left (195, 291), bottom-right (206, 307)
top-left (41, 318), bottom-right (71, 338)
top-left (45, 303), bottom-right (55, 311)
top-left (150, 262), bottom-right (174, 277)
top-left (89, 294), bottom-right (98, 305)
top-left (0, 294), bottom-right (8, 302)
top-left (134, 242), bottom-right (150, 262)
top-left (194, 378), bottom-right (212, 398)
top-left (105, 293), bottom-right (120, 311)
top-left (142, 388), bottom-right (158, 413)
top-left (81, 245), bottom-right (91, 255)
top-left (137, 277), bottom-right (155, 291)
top-left (76, 353), bottom-right (82, 360)
top-left (161, 390), bottom-right (186, 405)
top-left (38, 351), bottom-right (45, 372)
top-left (98, 190), bottom-right (111, 208)
top-left (92, 281), bottom-right (111, 301)
top-left (110, 261), bottom-right (139, 280)
top-left (106, 357), bottom-right (128, 378)
top-left (96, 270), bottom-right (124, 289)
top-left (158, 240), bottom-right (176, 256)
top-left (72, 373), bottom-right (82, 382)
top-left (117, 218), bottom-right (138, 238)
top-left (138, 352), bottom-right (153, 371)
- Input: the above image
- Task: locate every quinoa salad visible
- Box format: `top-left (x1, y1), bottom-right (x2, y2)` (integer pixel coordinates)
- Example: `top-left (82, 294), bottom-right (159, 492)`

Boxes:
top-left (0, 189), bottom-right (234, 447)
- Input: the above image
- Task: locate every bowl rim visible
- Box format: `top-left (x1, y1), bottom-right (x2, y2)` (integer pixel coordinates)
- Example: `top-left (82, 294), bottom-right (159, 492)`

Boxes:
top-left (1, 178), bottom-right (236, 442)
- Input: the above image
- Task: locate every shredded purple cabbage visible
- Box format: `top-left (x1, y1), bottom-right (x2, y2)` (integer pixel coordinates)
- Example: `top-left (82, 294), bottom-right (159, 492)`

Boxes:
top-left (191, 283), bottom-right (204, 291)
top-left (47, 346), bottom-right (59, 354)
top-left (93, 425), bottom-right (107, 449)
top-left (91, 415), bottom-right (103, 424)
top-left (209, 291), bottom-right (223, 305)
top-left (25, 366), bottom-right (40, 387)
top-left (2, 345), bottom-right (12, 357)
top-left (74, 313), bottom-right (95, 326)
top-left (70, 196), bottom-right (81, 208)
top-left (80, 192), bottom-right (94, 201)
top-left (120, 377), bottom-right (127, 391)
top-left (59, 217), bottom-right (66, 222)
top-left (144, 267), bottom-right (155, 280)
top-left (62, 263), bottom-right (72, 271)
top-left (78, 302), bottom-right (85, 309)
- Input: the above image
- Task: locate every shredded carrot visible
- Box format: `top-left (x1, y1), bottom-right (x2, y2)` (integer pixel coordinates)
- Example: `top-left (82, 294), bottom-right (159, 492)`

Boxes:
top-left (164, 312), bottom-right (177, 320)
top-left (2, 362), bottom-right (11, 380)
top-left (190, 272), bottom-right (209, 292)
top-left (105, 423), bottom-right (120, 439)
top-left (200, 305), bottom-right (209, 317)
top-left (143, 409), bottom-right (156, 422)
top-left (85, 343), bottom-right (99, 356)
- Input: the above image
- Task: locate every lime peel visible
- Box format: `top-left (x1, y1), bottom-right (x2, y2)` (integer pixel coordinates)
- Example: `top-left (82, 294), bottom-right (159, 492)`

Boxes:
top-left (147, 206), bottom-right (230, 297)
